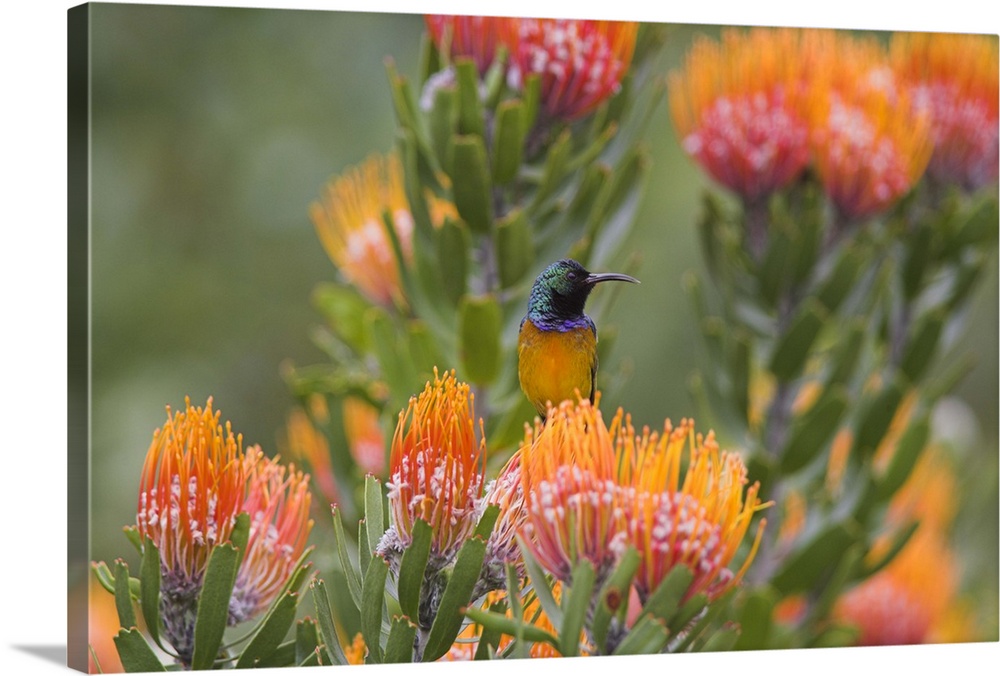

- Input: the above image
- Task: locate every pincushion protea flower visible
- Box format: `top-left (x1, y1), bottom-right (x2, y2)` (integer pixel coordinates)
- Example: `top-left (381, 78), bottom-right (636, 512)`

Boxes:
top-left (891, 31), bottom-right (999, 192)
top-left (669, 28), bottom-right (812, 204)
top-left (136, 397), bottom-right (247, 663)
top-left (803, 30), bottom-right (933, 221)
top-left (506, 18), bottom-right (638, 121)
top-left (311, 152), bottom-right (415, 308)
top-left (519, 396), bottom-right (624, 583)
top-left (614, 416), bottom-right (767, 603)
top-left (230, 447), bottom-right (313, 624)
top-left (379, 368), bottom-right (487, 569)
top-left (476, 451), bottom-right (527, 596)
top-left (425, 14), bottom-right (512, 75)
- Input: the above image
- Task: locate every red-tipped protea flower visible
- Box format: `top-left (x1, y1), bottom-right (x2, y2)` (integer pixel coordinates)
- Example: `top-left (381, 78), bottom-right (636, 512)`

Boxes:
top-left (136, 397), bottom-right (247, 663)
top-left (505, 18), bottom-right (638, 121)
top-left (891, 32), bottom-right (999, 191)
top-left (614, 417), bottom-right (767, 603)
top-left (519, 396), bottom-right (624, 582)
top-left (380, 368), bottom-right (487, 569)
top-left (311, 152), bottom-right (415, 308)
top-left (425, 14), bottom-right (512, 75)
top-left (669, 28), bottom-right (812, 204)
top-left (804, 31), bottom-right (933, 221)
top-left (229, 447), bottom-right (313, 624)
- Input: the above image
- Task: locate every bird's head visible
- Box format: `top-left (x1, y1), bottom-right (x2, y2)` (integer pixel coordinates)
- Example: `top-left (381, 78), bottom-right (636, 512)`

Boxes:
top-left (525, 259), bottom-right (639, 329)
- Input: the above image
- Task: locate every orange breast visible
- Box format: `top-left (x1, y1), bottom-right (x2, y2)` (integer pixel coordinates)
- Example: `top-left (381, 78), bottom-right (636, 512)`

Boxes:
top-left (517, 319), bottom-right (598, 416)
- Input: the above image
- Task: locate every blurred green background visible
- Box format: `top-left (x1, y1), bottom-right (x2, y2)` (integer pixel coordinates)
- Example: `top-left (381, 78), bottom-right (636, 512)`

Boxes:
top-left (84, 3), bottom-right (997, 614)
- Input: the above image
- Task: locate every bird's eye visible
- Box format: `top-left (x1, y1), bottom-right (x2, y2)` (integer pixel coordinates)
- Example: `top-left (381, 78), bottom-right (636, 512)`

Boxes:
top-left (567, 271), bottom-right (577, 280)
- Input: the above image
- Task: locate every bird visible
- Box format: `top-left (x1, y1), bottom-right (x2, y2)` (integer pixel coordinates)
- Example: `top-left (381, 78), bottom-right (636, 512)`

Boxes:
top-left (517, 258), bottom-right (639, 419)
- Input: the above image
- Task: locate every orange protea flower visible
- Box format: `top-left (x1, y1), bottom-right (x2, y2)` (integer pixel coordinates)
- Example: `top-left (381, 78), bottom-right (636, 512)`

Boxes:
top-left (669, 28), bottom-right (812, 203)
top-left (803, 31), bottom-right (933, 220)
top-left (505, 18), bottom-right (638, 120)
top-left (343, 396), bottom-right (387, 478)
top-left (230, 447), bottom-right (314, 624)
top-left (892, 32), bottom-right (999, 191)
top-left (519, 396), bottom-right (623, 582)
top-left (834, 527), bottom-right (960, 645)
top-left (380, 368), bottom-right (487, 568)
top-left (135, 397), bottom-right (247, 663)
top-left (283, 402), bottom-right (339, 507)
top-left (311, 152), bottom-right (414, 308)
top-left (614, 416), bottom-right (767, 603)
top-left (425, 14), bottom-right (513, 75)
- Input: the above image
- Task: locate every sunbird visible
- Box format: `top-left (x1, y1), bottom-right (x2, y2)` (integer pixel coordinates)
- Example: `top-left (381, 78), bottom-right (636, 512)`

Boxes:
top-left (518, 258), bottom-right (639, 418)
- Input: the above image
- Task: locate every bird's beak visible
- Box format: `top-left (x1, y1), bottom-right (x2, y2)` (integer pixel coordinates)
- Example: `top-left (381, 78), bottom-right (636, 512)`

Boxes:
top-left (585, 272), bottom-right (640, 286)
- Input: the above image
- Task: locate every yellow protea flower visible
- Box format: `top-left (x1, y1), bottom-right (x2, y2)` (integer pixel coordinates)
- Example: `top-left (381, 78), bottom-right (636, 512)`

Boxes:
top-left (311, 152), bottom-right (414, 308)
top-left (614, 416), bottom-right (768, 602)
top-left (892, 31), bottom-right (999, 191)
top-left (381, 368), bottom-right (486, 566)
top-left (669, 28), bottom-right (812, 203)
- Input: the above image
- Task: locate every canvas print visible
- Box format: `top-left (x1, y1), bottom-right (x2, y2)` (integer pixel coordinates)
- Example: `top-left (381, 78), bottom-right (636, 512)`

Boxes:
top-left (67, 3), bottom-right (999, 672)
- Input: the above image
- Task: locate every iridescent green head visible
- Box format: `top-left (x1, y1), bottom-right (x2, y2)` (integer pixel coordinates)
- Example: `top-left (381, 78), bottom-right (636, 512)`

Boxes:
top-left (524, 259), bottom-right (639, 331)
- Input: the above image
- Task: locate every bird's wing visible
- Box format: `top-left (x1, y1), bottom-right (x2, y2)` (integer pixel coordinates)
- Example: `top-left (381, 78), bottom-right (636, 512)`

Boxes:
top-left (588, 317), bottom-right (598, 405)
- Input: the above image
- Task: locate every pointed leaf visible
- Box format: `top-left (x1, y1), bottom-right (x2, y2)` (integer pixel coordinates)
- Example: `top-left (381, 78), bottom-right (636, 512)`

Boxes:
top-left (517, 539), bottom-right (562, 630)
top-left (455, 59), bottom-right (484, 138)
top-left (311, 579), bottom-right (349, 665)
top-left (877, 417), bottom-right (930, 500)
top-left (640, 564), bottom-right (693, 625)
top-left (817, 245), bottom-right (864, 313)
top-left (331, 506), bottom-right (363, 608)
top-left (493, 99), bottom-right (525, 184)
top-left (463, 607), bottom-right (559, 645)
top-left (496, 210), bottom-right (534, 289)
top-left (458, 294), bottom-right (502, 384)
top-left (398, 519), bottom-right (433, 621)
top-left (295, 618), bottom-right (321, 666)
top-left (361, 557), bottom-right (390, 663)
top-left (114, 628), bottom-right (166, 672)
top-left (429, 84), bottom-right (458, 175)
top-left (780, 387), bottom-right (849, 473)
top-left (611, 614), bottom-right (669, 655)
top-left (900, 312), bottom-right (944, 383)
top-left (559, 560), bottom-right (596, 657)
top-left (364, 475), bottom-right (386, 563)
top-left (854, 377), bottom-right (906, 459)
top-left (771, 522), bottom-right (855, 594)
top-left (701, 624), bottom-right (740, 652)
top-left (384, 615), bottom-right (418, 663)
top-left (113, 560), bottom-right (137, 629)
top-left (236, 591), bottom-right (299, 668)
top-left (191, 542), bottom-right (241, 670)
top-left (861, 521), bottom-right (920, 579)
top-left (140, 537), bottom-right (163, 646)
top-left (732, 588), bottom-right (775, 650)
top-left (452, 135), bottom-right (494, 234)
top-left (769, 298), bottom-right (827, 382)
top-left (667, 592), bottom-right (707, 637)
top-left (422, 536), bottom-right (488, 661)
top-left (436, 218), bottom-right (470, 305)
top-left (591, 546), bottom-right (640, 653)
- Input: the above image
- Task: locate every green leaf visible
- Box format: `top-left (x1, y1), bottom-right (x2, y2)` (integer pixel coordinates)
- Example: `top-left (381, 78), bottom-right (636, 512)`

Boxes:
top-left (528, 129), bottom-right (572, 214)
top-left (236, 592), bottom-right (299, 668)
top-left (496, 210), bottom-right (534, 289)
top-left (493, 99), bottom-right (526, 184)
top-left (591, 546), bottom-right (640, 652)
top-left (769, 298), bottom-right (827, 381)
top-left (124, 526), bottom-right (143, 554)
top-left (771, 522), bottom-right (856, 594)
top-left (463, 607), bottom-right (559, 645)
top-left (113, 560), bottom-right (137, 629)
top-left (114, 628), bottom-right (166, 672)
top-left (825, 318), bottom-right (866, 387)
top-left (900, 312), bottom-right (944, 383)
top-left (732, 588), bottom-right (775, 650)
top-left (877, 417), bottom-right (929, 500)
top-left (311, 579), bottom-right (349, 665)
top-left (295, 618), bottom-right (321, 666)
top-left (817, 245), bottom-right (864, 313)
top-left (455, 59), bottom-right (484, 137)
top-left (331, 506), bottom-right (363, 609)
top-left (436, 218), bottom-right (470, 305)
top-left (667, 592), bottom-right (707, 637)
top-left (311, 283), bottom-right (371, 354)
top-left (611, 614), bottom-right (669, 655)
top-left (947, 195), bottom-right (999, 253)
top-left (364, 474), bottom-right (386, 568)
top-left (92, 561), bottom-right (115, 595)
top-left (458, 294), bottom-right (503, 384)
top-left (560, 560), bottom-right (597, 657)
top-left (861, 521), bottom-right (920, 579)
top-left (780, 387), bottom-right (849, 473)
top-left (398, 519), bottom-right (433, 621)
top-left (452, 135), bottom-right (494, 234)
top-left (640, 564), bottom-right (693, 625)
top-left (854, 377), bottom-right (906, 459)
top-left (384, 616), bottom-right (418, 663)
top-left (902, 224), bottom-right (933, 299)
top-left (474, 595), bottom-right (508, 660)
top-left (230, 511), bottom-right (251, 557)
top-left (429, 84), bottom-right (457, 175)
top-left (140, 537), bottom-right (163, 646)
top-left (191, 542), bottom-right (241, 670)
top-left (701, 624), bottom-right (740, 652)
top-left (422, 536), bottom-right (489, 661)
top-left (520, 73), bottom-right (541, 133)
top-left (807, 543), bottom-right (863, 624)
top-left (475, 503), bottom-right (500, 540)
top-left (361, 557), bottom-right (389, 663)
top-left (517, 540), bottom-right (562, 630)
